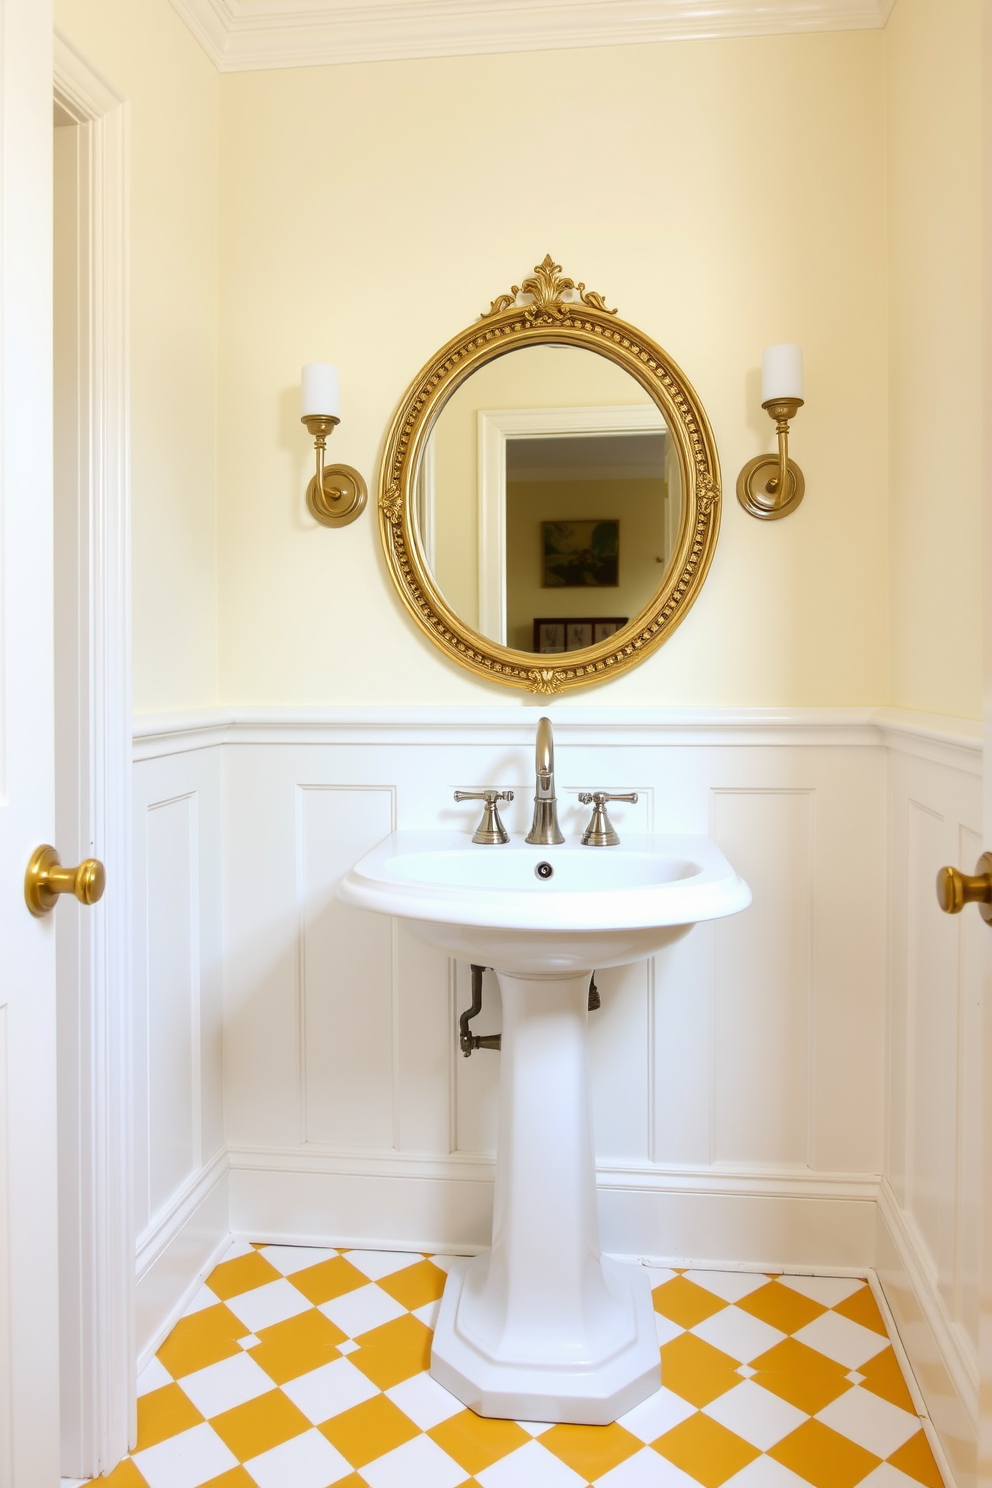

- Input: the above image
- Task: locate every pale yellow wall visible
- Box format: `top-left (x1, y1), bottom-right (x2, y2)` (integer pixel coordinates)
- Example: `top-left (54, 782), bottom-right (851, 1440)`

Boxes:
top-left (886, 0), bottom-right (982, 719)
top-left (54, 0), bottom-right (219, 713)
top-left (217, 32), bottom-right (889, 706)
top-left (505, 480), bottom-right (668, 652)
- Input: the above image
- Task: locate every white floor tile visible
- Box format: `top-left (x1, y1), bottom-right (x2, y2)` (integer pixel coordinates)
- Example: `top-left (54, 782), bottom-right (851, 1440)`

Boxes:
top-left (723, 1456), bottom-right (811, 1486)
top-left (793, 1312), bottom-right (889, 1370)
top-left (477, 1439), bottom-right (587, 1488)
top-left (703, 1380), bottom-right (807, 1450)
top-left (596, 1446), bottom-right (699, 1487)
top-left (132, 1423), bottom-right (238, 1488)
top-left (337, 1339), bottom-right (359, 1356)
top-left (516, 1419), bottom-right (556, 1436)
top-left (361, 1433), bottom-right (468, 1488)
top-left (642, 1267), bottom-right (678, 1289)
top-left (238, 1334), bottom-right (261, 1350)
top-left (178, 1351), bottom-right (275, 1418)
top-left (616, 1385), bottom-right (695, 1443)
top-left (859, 1466), bottom-right (931, 1487)
top-left (816, 1386), bottom-right (921, 1458)
top-left (225, 1278), bottom-right (312, 1334)
top-left (655, 1312), bottom-right (682, 1347)
top-left (778, 1275), bottom-right (865, 1308)
top-left (413, 1299), bottom-right (441, 1330)
top-left (221, 1238), bottom-right (258, 1263)
top-left (259, 1245), bottom-right (340, 1276)
top-left (736, 1364), bottom-right (757, 1379)
top-left (319, 1282), bottom-right (407, 1337)
top-left (137, 1356), bottom-right (173, 1396)
top-left (691, 1306), bottom-right (785, 1364)
top-left (182, 1285), bottom-right (220, 1318)
top-left (342, 1249), bottom-right (422, 1281)
top-left (280, 1355), bottom-right (379, 1423)
top-left (683, 1270), bottom-right (770, 1304)
top-left (244, 1425), bottom-right (353, 1488)
top-left (386, 1370), bottom-right (464, 1430)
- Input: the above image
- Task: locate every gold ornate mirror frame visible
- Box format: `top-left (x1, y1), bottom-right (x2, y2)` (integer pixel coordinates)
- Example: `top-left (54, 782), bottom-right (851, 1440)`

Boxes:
top-left (378, 258), bottom-right (721, 695)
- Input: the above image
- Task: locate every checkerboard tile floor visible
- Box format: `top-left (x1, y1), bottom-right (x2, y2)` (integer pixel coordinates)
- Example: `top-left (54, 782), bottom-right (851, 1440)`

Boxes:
top-left (100, 1242), bottom-right (945, 1488)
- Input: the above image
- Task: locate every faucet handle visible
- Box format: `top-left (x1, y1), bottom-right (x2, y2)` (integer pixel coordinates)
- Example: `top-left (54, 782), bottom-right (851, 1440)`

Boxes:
top-left (577, 791), bottom-right (639, 847)
top-left (454, 789), bottom-right (514, 845)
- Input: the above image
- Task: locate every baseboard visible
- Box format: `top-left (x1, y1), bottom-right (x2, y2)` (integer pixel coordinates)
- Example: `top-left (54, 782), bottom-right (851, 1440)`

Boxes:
top-left (228, 1149), bottom-right (879, 1270)
top-left (135, 1160), bottom-right (231, 1368)
top-left (875, 1181), bottom-right (977, 1487)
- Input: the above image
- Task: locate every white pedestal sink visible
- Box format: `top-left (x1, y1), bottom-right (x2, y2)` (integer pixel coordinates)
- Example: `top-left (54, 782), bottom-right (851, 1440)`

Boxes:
top-left (339, 832), bottom-right (750, 1425)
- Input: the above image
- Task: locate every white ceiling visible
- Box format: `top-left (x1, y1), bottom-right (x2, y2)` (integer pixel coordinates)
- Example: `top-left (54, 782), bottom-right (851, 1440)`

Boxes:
top-left (168, 0), bottom-right (897, 72)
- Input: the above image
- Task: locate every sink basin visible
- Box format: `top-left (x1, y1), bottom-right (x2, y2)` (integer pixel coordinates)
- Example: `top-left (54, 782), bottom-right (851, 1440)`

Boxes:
top-left (339, 830), bottom-right (750, 974)
top-left (338, 829), bottom-right (750, 1426)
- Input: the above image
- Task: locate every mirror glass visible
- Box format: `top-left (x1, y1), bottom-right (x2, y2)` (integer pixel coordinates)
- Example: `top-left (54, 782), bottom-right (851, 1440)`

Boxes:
top-left (415, 345), bottom-right (683, 654)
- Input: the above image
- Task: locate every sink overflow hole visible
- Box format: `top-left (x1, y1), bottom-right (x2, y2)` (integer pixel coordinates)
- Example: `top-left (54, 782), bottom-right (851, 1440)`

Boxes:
top-left (535, 861), bottom-right (554, 880)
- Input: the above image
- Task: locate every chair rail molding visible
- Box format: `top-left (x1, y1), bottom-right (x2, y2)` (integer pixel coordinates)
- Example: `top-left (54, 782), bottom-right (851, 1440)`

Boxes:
top-left (167, 0), bottom-right (898, 72)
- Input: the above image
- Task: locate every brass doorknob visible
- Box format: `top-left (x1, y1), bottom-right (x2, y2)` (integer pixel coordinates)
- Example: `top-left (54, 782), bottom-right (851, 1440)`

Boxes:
top-left (936, 852), bottom-right (992, 923)
top-left (25, 844), bottom-right (105, 917)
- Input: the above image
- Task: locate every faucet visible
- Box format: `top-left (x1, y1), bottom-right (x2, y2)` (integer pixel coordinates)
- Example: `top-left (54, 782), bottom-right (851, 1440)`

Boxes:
top-left (525, 716), bottom-right (565, 845)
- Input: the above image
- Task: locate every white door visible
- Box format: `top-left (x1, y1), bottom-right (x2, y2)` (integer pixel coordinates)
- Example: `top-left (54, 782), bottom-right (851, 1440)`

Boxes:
top-left (0, 1), bottom-right (62, 1483)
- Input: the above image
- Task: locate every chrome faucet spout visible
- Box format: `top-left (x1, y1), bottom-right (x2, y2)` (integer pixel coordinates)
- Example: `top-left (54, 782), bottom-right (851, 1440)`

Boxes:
top-left (526, 716), bottom-right (565, 844)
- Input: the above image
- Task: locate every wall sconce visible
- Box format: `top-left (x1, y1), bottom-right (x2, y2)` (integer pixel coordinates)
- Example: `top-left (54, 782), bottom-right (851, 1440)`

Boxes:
top-left (737, 344), bottom-right (805, 520)
top-left (300, 362), bottom-right (367, 527)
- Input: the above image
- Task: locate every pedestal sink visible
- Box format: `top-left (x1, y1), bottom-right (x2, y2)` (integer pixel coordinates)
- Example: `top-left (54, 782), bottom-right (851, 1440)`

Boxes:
top-left (339, 831), bottom-right (750, 1425)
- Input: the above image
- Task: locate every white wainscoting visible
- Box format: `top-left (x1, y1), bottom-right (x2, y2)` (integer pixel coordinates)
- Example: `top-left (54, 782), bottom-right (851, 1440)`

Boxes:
top-left (132, 746), bottom-right (227, 1365)
top-left (131, 705), bottom-right (982, 1482)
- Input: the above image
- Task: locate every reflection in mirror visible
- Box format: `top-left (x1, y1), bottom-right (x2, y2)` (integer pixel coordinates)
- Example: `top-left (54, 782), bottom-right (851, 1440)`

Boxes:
top-left (416, 345), bottom-right (683, 652)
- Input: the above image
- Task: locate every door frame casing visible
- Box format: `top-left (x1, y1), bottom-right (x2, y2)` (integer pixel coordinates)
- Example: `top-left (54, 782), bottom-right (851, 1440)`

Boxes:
top-left (53, 31), bottom-right (133, 1476)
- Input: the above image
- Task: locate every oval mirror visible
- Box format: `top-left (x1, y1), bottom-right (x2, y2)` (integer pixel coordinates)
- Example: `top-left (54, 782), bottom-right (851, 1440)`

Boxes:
top-left (379, 258), bottom-right (721, 695)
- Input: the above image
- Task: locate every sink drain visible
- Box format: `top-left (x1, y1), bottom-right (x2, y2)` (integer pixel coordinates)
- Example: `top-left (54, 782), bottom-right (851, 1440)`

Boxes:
top-left (535, 861), bottom-right (554, 880)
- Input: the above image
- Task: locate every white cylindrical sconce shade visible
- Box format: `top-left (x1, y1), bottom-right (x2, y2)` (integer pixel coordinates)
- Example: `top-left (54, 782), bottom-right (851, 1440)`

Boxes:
top-left (761, 344), bottom-right (804, 404)
top-left (301, 362), bottom-right (340, 418)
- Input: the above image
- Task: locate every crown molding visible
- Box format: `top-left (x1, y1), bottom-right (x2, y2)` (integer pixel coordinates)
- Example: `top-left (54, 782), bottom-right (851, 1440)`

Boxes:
top-left (168, 0), bottom-right (897, 72)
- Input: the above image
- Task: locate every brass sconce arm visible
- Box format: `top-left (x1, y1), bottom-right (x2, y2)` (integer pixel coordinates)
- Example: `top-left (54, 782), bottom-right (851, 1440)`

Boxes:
top-left (737, 397), bottom-right (805, 520)
top-left (301, 414), bottom-right (368, 528)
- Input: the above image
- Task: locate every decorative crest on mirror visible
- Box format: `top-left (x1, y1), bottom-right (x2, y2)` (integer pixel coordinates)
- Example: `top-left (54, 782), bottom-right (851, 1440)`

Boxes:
top-left (485, 254), bottom-right (617, 320)
top-left (378, 258), bottom-right (722, 694)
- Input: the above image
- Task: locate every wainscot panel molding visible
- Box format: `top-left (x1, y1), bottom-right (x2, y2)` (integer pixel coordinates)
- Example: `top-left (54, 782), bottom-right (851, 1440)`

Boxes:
top-left (133, 703), bottom-right (982, 1479)
top-left (167, 0), bottom-right (897, 72)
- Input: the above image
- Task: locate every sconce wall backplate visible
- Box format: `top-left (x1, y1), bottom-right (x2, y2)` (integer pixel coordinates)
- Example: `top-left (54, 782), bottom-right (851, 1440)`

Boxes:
top-left (307, 464), bottom-right (368, 527)
top-left (736, 454), bottom-right (805, 521)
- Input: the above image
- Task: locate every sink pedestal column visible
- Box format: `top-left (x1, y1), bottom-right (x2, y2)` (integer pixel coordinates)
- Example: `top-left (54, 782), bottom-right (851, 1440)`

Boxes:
top-left (430, 970), bottom-right (660, 1424)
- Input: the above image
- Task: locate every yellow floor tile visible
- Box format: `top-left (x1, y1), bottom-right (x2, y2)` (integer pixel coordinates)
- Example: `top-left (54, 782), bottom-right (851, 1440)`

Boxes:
top-left (540, 1421), bottom-right (643, 1479)
top-left (654, 1411), bottom-right (760, 1487)
top-left (750, 1338), bottom-right (853, 1416)
top-left (428, 1410), bottom-right (531, 1474)
top-left (206, 1250), bottom-right (283, 1301)
top-left (209, 1387), bottom-right (312, 1461)
top-left (653, 1275), bottom-right (729, 1329)
top-left (249, 1305), bottom-right (346, 1383)
top-left (350, 1313), bottom-right (433, 1389)
top-left (198, 1470), bottom-right (259, 1487)
top-left (135, 1382), bottom-right (204, 1450)
top-left (101, 1457), bottom-right (150, 1487)
top-left (157, 1303), bottom-right (248, 1378)
top-left (290, 1254), bottom-right (370, 1306)
top-left (661, 1332), bottom-right (742, 1408)
top-left (832, 1285), bottom-right (888, 1337)
top-left (888, 1431), bottom-right (944, 1488)
top-left (320, 1393), bottom-right (420, 1467)
top-left (769, 1419), bottom-right (880, 1488)
top-left (857, 1346), bottom-right (916, 1414)
top-left (378, 1257), bottom-right (449, 1311)
top-left (736, 1279), bottom-right (826, 1335)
